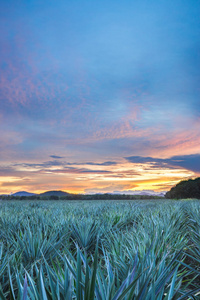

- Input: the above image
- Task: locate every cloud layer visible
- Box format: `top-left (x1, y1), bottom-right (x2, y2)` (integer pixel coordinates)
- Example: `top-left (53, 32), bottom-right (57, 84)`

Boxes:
top-left (0, 0), bottom-right (199, 193)
top-left (126, 154), bottom-right (200, 173)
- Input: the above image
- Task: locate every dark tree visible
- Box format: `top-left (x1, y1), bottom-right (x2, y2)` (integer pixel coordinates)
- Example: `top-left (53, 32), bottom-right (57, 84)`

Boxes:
top-left (165, 177), bottom-right (200, 199)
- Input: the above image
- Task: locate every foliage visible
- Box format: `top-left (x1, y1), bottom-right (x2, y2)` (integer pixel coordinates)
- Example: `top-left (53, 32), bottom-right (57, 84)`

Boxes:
top-left (0, 199), bottom-right (199, 299)
top-left (166, 177), bottom-right (200, 199)
top-left (0, 193), bottom-right (163, 201)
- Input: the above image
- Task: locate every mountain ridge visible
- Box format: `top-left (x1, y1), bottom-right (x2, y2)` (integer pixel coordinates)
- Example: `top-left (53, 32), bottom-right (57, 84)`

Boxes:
top-left (9, 190), bottom-right (165, 197)
top-left (11, 191), bottom-right (36, 197)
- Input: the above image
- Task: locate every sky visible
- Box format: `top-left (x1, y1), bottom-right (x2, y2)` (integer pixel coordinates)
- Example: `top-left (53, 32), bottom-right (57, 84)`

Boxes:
top-left (0, 0), bottom-right (200, 194)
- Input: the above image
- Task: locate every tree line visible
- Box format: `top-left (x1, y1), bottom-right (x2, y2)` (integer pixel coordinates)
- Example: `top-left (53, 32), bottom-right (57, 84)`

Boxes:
top-left (165, 177), bottom-right (200, 199)
top-left (0, 193), bottom-right (163, 201)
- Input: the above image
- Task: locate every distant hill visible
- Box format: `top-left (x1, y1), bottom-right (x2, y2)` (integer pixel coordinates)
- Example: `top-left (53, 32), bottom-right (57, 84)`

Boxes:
top-left (6, 190), bottom-right (164, 200)
top-left (165, 177), bottom-right (200, 199)
top-left (12, 191), bottom-right (36, 197)
top-left (39, 191), bottom-right (70, 197)
top-left (111, 190), bottom-right (166, 197)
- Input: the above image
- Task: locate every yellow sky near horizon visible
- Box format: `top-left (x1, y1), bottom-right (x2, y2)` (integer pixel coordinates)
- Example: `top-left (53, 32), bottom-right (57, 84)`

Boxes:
top-left (0, 160), bottom-right (196, 194)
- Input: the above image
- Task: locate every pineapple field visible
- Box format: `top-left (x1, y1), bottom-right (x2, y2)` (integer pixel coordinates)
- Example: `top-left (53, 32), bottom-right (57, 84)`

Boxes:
top-left (0, 199), bottom-right (200, 299)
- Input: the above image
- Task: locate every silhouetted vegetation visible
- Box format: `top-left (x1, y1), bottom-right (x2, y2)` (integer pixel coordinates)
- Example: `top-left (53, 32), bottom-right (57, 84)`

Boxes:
top-left (166, 177), bottom-right (200, 199)
top-left (0, 193), bottom-right (163, 201)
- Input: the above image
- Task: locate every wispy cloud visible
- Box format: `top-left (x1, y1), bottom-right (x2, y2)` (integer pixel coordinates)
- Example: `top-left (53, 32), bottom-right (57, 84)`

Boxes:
top-left (65, 161), bottom-right (117, 166)
top-left (39, 168), bottom-right (111, 174)
top-left (50, 155), bottom-right (64, 159)
top-left (14, 160), bottom-right (117, 169)
top-left (126, 154), bottom-right (200, 173)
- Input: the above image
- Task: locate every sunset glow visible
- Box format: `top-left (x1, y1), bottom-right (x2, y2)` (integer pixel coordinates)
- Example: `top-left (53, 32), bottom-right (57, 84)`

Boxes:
top-left (0, 0), bottom-right (199, 194)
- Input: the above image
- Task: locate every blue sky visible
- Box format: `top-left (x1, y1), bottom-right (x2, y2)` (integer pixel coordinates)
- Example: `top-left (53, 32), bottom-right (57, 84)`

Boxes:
top-left (0, 0), bottom-right (200, 193)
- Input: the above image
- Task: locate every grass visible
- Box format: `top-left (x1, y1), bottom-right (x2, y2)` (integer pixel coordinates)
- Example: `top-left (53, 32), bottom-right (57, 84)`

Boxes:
top-left (0, 199), bottom-right (199, 299)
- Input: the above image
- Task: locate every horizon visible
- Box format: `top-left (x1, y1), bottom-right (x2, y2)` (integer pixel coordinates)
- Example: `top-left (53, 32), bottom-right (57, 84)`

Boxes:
top-left (4, 188), bottom-right (167, 196)
top-left (0, 0), bottom-right (200, 194)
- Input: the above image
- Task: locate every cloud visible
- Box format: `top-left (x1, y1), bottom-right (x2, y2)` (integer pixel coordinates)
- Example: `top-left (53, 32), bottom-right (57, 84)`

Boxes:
top-left (14, 160), bottom-right (64, 169)
top-left (84, 183), bottom-right (136, 194)
top-left (50, 155), bottom-right (64, 159)
top-left (125, 154), bottom-right (200, 173)
top-left (1, 178), bottom-right (32, 187)
top-left (65, 161), bottom-right (117, 166)
top-left (10, 160), bottom-right (113, 176)
top-left (41, 168), bottom-right (111, 174)
top-left (14, 159), bottom-right (117, 169)
top-left (84, 161), bottom-right (117, 166)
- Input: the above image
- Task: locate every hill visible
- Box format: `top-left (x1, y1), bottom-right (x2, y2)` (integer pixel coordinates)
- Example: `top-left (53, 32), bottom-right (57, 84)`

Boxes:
top-left (39, 191), bottom-right (70, 197)
top-left (12, 191), bottom-right (36, 197)
top-left (165, 177), bottom-right (200, 199)
top-left (111, 190), bottom-right (166, 197)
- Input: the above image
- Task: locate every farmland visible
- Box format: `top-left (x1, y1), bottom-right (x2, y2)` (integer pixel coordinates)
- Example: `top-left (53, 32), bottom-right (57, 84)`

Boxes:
top-left (0, 199), bottom-right (200, 299)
